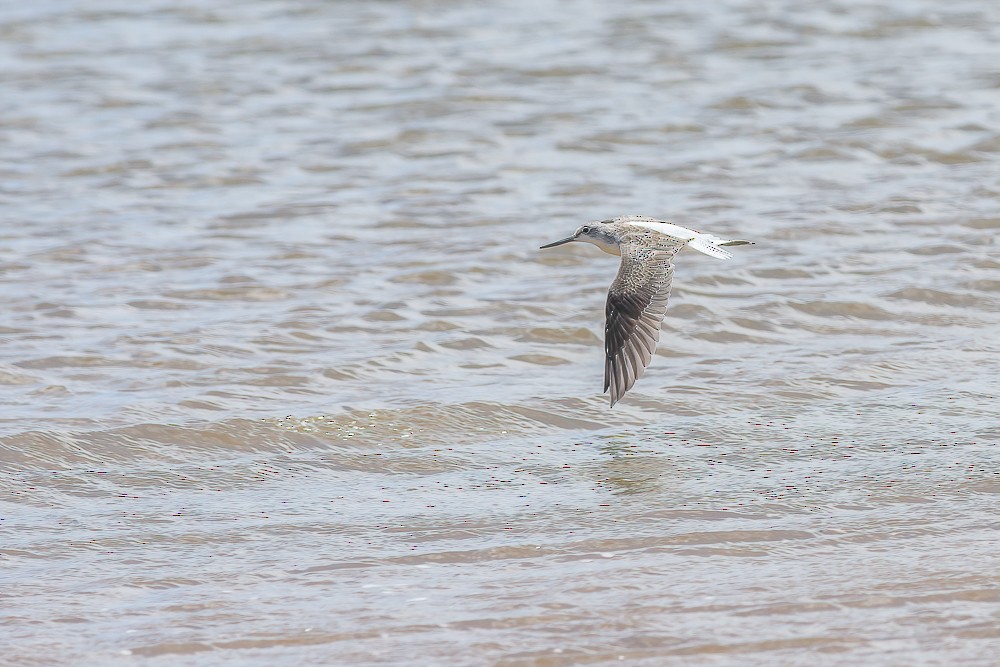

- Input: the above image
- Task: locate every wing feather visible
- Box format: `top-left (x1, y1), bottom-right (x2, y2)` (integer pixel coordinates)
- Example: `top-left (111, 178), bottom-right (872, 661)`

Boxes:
top-left (603, 241), bottom-right (677, 407)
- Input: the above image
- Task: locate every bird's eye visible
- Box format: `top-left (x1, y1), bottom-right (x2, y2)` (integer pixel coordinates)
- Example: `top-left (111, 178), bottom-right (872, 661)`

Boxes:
top-left (581, 226), bottom-right (592, 234)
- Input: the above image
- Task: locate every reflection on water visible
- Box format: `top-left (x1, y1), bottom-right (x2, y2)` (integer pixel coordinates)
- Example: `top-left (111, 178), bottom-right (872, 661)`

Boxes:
top-left (2, 0), bottom-right (999, 664)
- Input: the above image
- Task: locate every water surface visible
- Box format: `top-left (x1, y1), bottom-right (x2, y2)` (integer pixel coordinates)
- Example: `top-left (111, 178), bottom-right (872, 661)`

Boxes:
top-left (2, 0), bottom-right (999, 664)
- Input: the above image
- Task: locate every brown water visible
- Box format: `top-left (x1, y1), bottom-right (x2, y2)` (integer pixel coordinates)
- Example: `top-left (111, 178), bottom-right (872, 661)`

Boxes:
top-left (2, 0), bottom-right (999, 665)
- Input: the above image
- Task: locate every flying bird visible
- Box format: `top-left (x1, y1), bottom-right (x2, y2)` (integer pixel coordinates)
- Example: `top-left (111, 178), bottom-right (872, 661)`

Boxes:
top-left (540, 215), bottom-right (752, 407)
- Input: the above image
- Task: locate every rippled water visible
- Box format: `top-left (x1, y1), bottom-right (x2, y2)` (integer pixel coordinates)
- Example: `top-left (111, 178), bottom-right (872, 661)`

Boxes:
top-left (2, 0), bottom-right (999, 664)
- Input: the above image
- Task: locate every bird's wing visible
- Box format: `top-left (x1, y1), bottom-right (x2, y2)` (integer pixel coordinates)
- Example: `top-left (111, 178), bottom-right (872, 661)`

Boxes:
top-left (604, 241), bottom-right (677, 407)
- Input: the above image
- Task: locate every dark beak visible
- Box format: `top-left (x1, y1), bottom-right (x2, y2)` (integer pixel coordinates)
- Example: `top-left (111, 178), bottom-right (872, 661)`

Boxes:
top-left (539, 235), bottom-right (576, 249)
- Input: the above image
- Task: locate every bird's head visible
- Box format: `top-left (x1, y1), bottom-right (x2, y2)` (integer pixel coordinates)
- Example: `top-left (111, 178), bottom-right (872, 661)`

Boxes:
top-left (539, 222), bottom-right (619, 255)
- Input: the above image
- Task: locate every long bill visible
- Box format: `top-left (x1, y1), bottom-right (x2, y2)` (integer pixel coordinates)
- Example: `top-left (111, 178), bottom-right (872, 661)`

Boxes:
top-left (539, 236), bottom-right (576, 249)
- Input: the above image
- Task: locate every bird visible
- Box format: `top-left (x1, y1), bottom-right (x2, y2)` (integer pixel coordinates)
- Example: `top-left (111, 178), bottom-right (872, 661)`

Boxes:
top-left (540, 215), bottom-right (752, 407)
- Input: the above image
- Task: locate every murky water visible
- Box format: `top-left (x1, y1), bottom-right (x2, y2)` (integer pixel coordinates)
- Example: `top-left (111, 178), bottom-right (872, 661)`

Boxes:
top-left (2, 0), bottom-right (999, 664)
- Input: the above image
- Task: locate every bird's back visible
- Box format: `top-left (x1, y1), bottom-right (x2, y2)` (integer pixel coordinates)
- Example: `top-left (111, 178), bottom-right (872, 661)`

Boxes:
top-left (603, 218), bottom-right (690, 256)
top-left (607, 215), bottom-right (750, 260)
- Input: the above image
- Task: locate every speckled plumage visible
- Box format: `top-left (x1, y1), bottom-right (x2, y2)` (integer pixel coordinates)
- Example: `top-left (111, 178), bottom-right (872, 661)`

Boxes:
top-left (540, 215), bottom-right (752, 407)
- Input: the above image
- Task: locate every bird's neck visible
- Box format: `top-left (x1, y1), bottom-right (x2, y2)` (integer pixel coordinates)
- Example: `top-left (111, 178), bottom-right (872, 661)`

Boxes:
top-left (585, 237), bottom-right (621, 256)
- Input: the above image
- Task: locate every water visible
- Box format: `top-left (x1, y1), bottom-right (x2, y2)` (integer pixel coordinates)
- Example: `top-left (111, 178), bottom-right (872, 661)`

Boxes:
top-left (2, 0), bottom-right (999, 664)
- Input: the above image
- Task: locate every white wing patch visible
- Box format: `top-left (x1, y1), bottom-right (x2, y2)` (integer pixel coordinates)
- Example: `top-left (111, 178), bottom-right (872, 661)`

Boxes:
top-left (628, 220), bottom-right (700, 240)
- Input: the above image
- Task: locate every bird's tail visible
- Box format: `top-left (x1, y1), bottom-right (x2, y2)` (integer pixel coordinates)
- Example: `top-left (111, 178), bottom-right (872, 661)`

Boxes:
top-left (688, 235), bottom-right (754, 260)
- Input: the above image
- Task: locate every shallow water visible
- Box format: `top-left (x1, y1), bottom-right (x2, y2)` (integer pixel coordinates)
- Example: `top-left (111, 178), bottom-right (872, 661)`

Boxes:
top-left (2, 0), bottom-right (999, 664)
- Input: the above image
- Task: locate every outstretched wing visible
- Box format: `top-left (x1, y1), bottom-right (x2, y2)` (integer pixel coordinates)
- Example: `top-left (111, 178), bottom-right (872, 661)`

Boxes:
top-left (604, 242), bottom-right (677, 407)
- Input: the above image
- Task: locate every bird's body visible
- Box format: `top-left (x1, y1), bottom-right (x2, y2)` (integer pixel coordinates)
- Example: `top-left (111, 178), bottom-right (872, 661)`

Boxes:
top-left (540, 215), bottom-right (752, 407)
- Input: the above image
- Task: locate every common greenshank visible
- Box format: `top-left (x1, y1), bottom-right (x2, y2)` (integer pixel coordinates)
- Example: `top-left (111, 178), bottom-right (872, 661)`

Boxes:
top-left (540, 215), bottom-right (752, 407)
